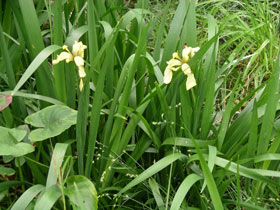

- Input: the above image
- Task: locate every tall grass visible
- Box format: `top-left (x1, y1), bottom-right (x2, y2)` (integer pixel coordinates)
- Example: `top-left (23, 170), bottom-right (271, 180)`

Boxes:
top-left (0, 0), bottom-right (280, 209)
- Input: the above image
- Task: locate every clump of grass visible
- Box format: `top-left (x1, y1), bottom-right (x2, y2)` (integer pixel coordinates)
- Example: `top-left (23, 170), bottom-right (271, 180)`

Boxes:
top-left (0, 0), bottom-right (280, 209)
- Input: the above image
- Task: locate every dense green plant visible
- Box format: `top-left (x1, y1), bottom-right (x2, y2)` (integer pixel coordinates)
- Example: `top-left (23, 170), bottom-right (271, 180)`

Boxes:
top-left (1, 0), bottom-right (280, 209)
top-left (197, 0), bottom-right (280, 102)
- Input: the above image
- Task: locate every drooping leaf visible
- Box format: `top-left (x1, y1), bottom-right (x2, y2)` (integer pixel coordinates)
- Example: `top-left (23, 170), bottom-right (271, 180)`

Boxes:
top-left (0, 126), bottom-right (34, 157)
top-left (0, 181), bottom-right (25, 192)
top-left (118, 153), bottom-right (186, 195)
top-left (149, 179), bottom-right (165, 210)
top-left (34, 185), bottom-right (61, 210)
top-left (170, 174), bottom-right (202, 210)
top-left (65, 175), bottom-right (98, 210)
top-left (0, 95), bottom-right (12, 111)
top-left (162, 137), bottom-right (216, 148)
top-left (0, 165), bottom-right (15, 176)
top-left (11, 185), bottom-right (45, 210)
top-left (46, 143), bottom-right (69, 188)
top-left (25, 105), bottom-right (77, 142)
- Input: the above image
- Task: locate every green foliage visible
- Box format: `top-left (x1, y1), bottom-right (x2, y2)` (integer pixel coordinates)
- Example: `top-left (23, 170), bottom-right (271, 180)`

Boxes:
top-left (65, 175), bottom-right (98, 210)
top-left (1, 0), bottom-right (280, 209)
top-left (0, 126), bottom-right (34, 157)
top-left (25, 105), bottom-right (77, 142)
top-left (0, 165), bottom-right (15, 176)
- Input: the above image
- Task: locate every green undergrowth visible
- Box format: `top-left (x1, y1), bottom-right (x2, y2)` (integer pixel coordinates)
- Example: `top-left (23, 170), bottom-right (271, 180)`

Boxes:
top-left (0, 0), bottom-right (280, 209)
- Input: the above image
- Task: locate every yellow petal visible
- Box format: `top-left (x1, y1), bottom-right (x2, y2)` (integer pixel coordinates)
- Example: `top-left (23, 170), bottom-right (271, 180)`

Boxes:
top-left (164, 67), bottom-right (173, 84)
top-left (62, 45), bottom-right (72, 55)
top-left (79, 79), bottom-right (84, 91)
top-left (52, 59), bottom-right (59, 65)
top-left (72, 41), bottom-right (80, 57)
top-left (170, 66), bottom-right (180, 71)
top-left (182, 46), bottom-right (191, 62)
top-left (167, 58), bottom-right (181, 69)
top-left (172, 52), bottom-right (180, 60)
top-left (186, 73), bottom-right (196, 90)
top-left (74, 56), bottom-right (84, 67)
top-left (181, 63), bottom-right (191, 75)
top-left (78, 66), bottom-right (86, 78)
top-left (72, 41), bottom-right (87, 57)
top-left (52, 52), bottom-right (73, 65)
top-left (193, 47), bottom-right (200, 52)
top-left (190, 47), bottom-right (200, 58)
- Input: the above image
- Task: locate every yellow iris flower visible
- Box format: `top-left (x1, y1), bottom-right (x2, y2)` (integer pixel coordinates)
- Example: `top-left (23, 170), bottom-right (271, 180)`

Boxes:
top-left (164, 45), bottom-right (199, 90)
top-left (52, 41), bottom-right (87, 91)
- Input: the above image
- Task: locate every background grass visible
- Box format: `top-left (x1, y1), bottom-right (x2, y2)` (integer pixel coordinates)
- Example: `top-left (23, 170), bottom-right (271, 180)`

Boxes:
top-left (1, 0), bottom-right (280, 209)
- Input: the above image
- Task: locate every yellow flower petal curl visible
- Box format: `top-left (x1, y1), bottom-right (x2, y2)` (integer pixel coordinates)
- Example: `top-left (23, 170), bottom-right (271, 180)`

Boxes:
top-left (172, 52), bottom-right (181, 60)
top-left (52, 52), bottom-right (73, 65)
top-left (167, 58), bottom-right (181, 69)
top-left (186, 73), bottom-right (196, 90)
top-left (163, 67), bottom-right (173, 84)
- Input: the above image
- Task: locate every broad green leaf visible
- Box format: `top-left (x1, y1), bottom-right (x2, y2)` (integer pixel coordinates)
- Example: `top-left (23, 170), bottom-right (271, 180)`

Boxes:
top-left (46, 143), bottom-right (69, 188)
top-left (0, 126), bottom-right (34, 157)
top-left (223, 199), bottom-right (267, 210)
top-left (0, 95), bottom-right (12, 111)
top-left (65, 175), bottom-right (98, 210)
top-left (0, 91), bottom-right (64, 105)
top-left (118, 153), bottom-right (186, 195)
top-left (162, 137), bottom-right (216, 148)
top-left (254, 153), bottom-right (280, 163)
top-left (34, 185), bottom-right (61, 210)
top-left (25, 105), bottom-right (77, 142)
top-left (187, 133), bottom-right (224, 210)
top-left (257, 55), bottom-right (280, 155)
top-left (65, 25), bottom-right (88, 46)
top-left (215, 157), bottom-right (280, 186)
top-left (149, 179), bottom-right (165, 210)
top-left (201, 145), bottom-right (217, 192)
top-left (11, 45), bottom-right (61, 95)
top-left (0, 165), bottom-right (15, 176)
top-left (159, 0), bottom-right (188, 69)
top-left (0, 181), bottom-right (25, 192)
top-left (218, 76), bottom-right (240, 151)
top-left (0, 190), bottom-right (8, 202)
top-left (11, 185), bottom-right (45, 210)
top-left (170, 174), bottom-right (202, 210)
top-left (188, 154), bottom-right (280, 186)
top-left (246, 99), bottom-right (258, 162)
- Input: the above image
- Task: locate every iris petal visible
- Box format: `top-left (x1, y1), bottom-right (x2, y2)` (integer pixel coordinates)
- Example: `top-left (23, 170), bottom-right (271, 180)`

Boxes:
top-left (72, 41), bottom-right (80, 57)
top-left (72, 41), bottom-right (87, 57)
top-left (186, 73), bottom-right (196, 90)
top-left (167, 58), bottom-right (181, 69)
top-left (164, 67), bottom-right (173, 84)
top-left (52, 52), bottom-right (73, 64)
top-left (74, 56), bottom-right (84, 67)
top-left (182, 47), bottom-right (191, 62)
top-left (78, 66), bottom-right (86, 78)
top-left (79, 79), bottom-right (84, 91)
top-left (181, 63), bottom-right (191, 75)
